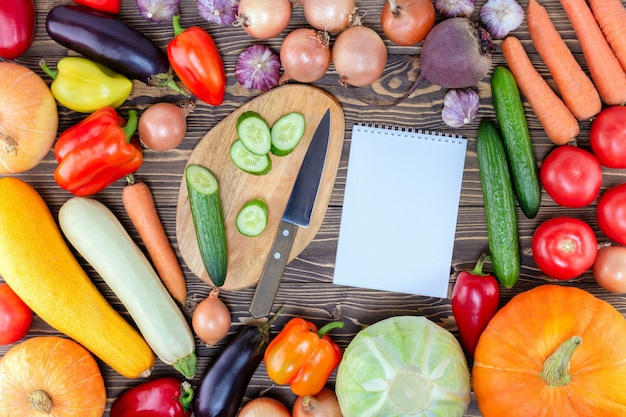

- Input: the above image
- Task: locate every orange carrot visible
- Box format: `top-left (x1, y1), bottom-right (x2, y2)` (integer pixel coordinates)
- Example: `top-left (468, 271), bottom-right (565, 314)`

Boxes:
top-left (501, 36), bottom-right (579, 145)
top-left (559, 0), bottom-right (626, 105)
top-left (588, 0), bottom-right (626, 74)
top-left (527, 0), bottom-right (601, 121)
top-left (122, 176), bottom-right (187, 304)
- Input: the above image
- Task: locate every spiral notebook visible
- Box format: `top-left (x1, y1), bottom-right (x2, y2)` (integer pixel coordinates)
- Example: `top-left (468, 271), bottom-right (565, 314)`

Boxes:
top-left (333, 124), bottom-right (467, 298)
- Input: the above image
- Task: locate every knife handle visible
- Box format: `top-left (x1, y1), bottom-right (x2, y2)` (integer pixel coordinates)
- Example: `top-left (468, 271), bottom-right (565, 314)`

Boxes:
top-left (249, 220), bottom-right (298, 318)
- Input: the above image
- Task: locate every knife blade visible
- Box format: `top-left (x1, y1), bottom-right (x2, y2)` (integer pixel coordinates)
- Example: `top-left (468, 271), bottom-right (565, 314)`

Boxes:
top-left (249, 109), bottom-right (331, 318)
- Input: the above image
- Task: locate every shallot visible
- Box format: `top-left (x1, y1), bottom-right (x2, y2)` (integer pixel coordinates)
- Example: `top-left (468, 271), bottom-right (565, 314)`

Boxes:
top-left (280, 28), bottom-right (331, 84)
top-left (296, 0), bottom-right (358, 33)
top-left (332, 23), bottom-right (388, 87)
top-left (136, 0), bottom-right (180, 22)
top-left (198, 0), bottom-right (239, 27)
top-left (235, 44), bottom-right (281, 91)
top-left (479, 0), bottom-right (524, 39)
top-left (237, 0), bottom-right (292, 39)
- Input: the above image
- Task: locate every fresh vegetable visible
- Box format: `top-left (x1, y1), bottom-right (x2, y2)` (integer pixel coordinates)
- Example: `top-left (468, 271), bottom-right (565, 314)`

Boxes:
top-left (473, 284), bottom-right (626, 416)
top-left (434, 0), bottom-right (474, 18)
top-left (123, 176), bottom-right (187, 304)
top-left (59, 196), bottom-right (197, 379)
top-left (54, 107), bottom-right (142, 196)
top-left (74, 0), bottom-right (120, 14)
top-left (280, 28), bottom-right (331, 85)
top-left (168, 14), bottom-right (226, 106)
top-left (476, 119), bottom-right (520, 288)
top-left (230, 139), bottom-right (272, 174)
top-left (236, 198), bottom-right (268, 237)
top-left (559, 0), bottom-right (626, 106)
top-left (588, 0), bottom-right (626, 73)
top-left (293, 388), bottom-right (342, 417)
top-left (336, 316), bottom-right (471, 417)
top-left (527, 0), bottom-right (601, 121)
top-left (479, 0), bottom-right (524, 39)
top-left (271, 111), bottom-right (306, 156)
top-left (111, 377), bottom-right (194, 417)
top-left (596, 183), bottom-right (626, 246)
top-left (501, 36), bottom-right (580, 145)
top-left (192, 288), bottom-right (231, 346)
top-left (239, 397), bottom-right (291, 417)
top-left (380, 0), bottom-right (435, 46)
top-left (186, 164), bottom-right (228, 287)
top-left (0, 62), bottom-right (58, 174)
top-left (265, 318), bottom-right (344, 396)
top-left (0, 283), bottom-right (32, 345)
top-left (40, 57), bottom-right (133, 113)
top-left (139, 101), bottom-right (194, 151)
top-left (198, 0), bottom-right (239, 26)
top-left (593, 245), bottom-right (626, 293)
top-left (531, 216), bottom-right (598, 280)
top-left (136, 0), bottom-right (180, 22)
top-left (451, 254), bottom-right (500, 358)
top-left (332, 22), bottom-right (388, 88)
top-left (237, 111), bottom-right (272, 155)
top-left (0, 177), bottom-right (155, 379)
top-left (539, 145), bottom-right (602, 208)
top-left (0, 0), bottom-right (35, 59)
top-left (441, 88), bottom-right (480, 128)
top-left (0, 336), bottom-right (106, 416)
top-left (235, 44), bottom-right (281, 91)
top-left (237, 0), bottom-right (292, 39)
top-left (589, 106), bottom-right (626, 168)
top-left (491, 66), bottom-right (541, 219)
top-left (296, 0), bottom-right (357, 33)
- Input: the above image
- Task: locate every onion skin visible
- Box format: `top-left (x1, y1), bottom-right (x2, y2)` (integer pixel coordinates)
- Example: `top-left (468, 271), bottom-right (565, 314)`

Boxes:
top-left (381, 0), bottom-right (436, 46)
top-left (239, 397), bottom-right (291, 417)
top-left (280, 28), bottom-right (331, 84)
top-left (192, 288), bottom-right (231, 346)
top-left (293, 388), bottom-right (342, 417)
top-left (237, 0), bottom-right (292, 39)
top-left (297, 0), bottom-right (357, 33)
top-left (332, 24), bottom-right (388, 87)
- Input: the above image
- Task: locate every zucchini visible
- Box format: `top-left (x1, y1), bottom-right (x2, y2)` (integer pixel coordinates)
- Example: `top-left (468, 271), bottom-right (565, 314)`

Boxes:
top-left (236, 111), bottom-right (271, 155)
top-left (236, 198), bottom-right (268, 237)
top-left (491, 66), bottom-right (542, 219)
top-left (270, 112), bottom-right (306, 156)
top-left (230, 139), bottom-right (272, 175)
top-left (186, 164), bottom-right (228, 287)
top-left (476, 119), bottom-right (521, 288)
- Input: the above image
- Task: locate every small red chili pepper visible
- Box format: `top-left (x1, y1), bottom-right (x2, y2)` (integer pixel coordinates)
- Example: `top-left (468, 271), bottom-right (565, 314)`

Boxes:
top-left (0, 0), bottom-right (35, 59)
top-left (264, 318), bottom-right (344, 397)
top-left (167, 14), bottom-right (226, 106)
top-left (54, 107), bottom-right (142, 196)
top-left (72, 0), bottom-right (120, 14)
top-left (451, 253), bottom-right (500, 357)
top-left (110, 377), bottom-right (194, 417)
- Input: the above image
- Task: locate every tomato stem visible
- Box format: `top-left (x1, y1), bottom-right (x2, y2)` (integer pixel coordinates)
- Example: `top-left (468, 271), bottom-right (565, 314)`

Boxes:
top-left (540, 335), bottom-right (582, 387)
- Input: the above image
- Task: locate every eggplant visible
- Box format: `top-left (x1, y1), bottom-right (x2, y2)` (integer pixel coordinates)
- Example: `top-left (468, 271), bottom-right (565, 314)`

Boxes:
top-left (45, 5), bottom-right (171, 86)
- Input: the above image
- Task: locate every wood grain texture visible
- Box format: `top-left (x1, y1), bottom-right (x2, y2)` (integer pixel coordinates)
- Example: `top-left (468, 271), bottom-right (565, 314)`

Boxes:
top-left (1, 0), bottom-right (625, 416)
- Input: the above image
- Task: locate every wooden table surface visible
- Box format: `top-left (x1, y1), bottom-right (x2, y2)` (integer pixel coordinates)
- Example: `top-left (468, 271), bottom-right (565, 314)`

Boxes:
top-left (3, 0), bottom-right (626, 415)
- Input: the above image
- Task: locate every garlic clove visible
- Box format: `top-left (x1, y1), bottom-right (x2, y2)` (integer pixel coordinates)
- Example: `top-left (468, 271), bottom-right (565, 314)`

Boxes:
top-left (442, 89), bottom-right (480, 128)
top-left (480, 0), bottom-right (524, 39)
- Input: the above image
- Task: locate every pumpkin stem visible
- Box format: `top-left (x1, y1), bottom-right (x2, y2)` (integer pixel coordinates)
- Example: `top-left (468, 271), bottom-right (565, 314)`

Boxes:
top-left (29, 389), bottom-right (52, 414)
top-left (540, 335), bottom-right (582, 387)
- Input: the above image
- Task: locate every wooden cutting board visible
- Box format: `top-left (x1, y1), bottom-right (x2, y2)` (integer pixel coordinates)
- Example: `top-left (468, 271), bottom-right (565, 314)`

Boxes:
top-left (176, 84), bottom-right (345, 291)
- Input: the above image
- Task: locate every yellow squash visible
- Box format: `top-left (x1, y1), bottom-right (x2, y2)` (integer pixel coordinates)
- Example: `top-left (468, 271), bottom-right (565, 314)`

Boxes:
top-left (0, 177), bottom-right (155, 378)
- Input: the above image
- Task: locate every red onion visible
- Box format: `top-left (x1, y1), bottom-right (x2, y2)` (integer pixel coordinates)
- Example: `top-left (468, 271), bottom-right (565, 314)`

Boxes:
top-left (280, 28), bottom-right (331, 84)
top-left (296, 0), bottom-right (358, 33)
top-left (332, 23), bottom-right (388, 87)
top-left (136, 0), bottom-right (180, 22)
top-left (237, 0), bottom-right (292, 39)
top-left (235, 44), bottom-right (281, 91)
top-left (198, 0), bottom-right (240, 27)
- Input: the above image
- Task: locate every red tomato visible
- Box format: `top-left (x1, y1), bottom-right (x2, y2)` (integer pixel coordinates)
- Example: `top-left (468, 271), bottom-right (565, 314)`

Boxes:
top-left (531, 217), bottom-right (598, 280)
top-left (597, 182), bottom-right (626, 245)
top-left (0, 283), bottom-right (33, 345)
top-left (593, 246), bottom-right (626, 293)
top-left (589, 106), bottom-right (626, 168)
top-left (539, 145), bottom-right (602, 208)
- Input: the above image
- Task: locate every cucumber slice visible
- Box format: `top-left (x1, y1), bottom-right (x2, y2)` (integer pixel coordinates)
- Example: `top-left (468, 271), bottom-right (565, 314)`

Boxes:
top-left (236, 111), bottom-right (271, 155)
top-left (271, 112), bottom-right (306, 156)
top-left (236, 198), bottom-right (268, 237)
top-left (229, 139), bottom-right (272, 175)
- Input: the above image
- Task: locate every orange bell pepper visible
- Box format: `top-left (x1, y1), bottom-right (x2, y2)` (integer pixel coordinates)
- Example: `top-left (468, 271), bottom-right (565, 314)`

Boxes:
top-left (264, 318), bottom-right (344, 396)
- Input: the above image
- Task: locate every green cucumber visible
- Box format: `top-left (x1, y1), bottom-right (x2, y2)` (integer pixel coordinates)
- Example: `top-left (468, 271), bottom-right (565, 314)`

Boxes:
top-left (476, 119), bottom-right (521, 289)
top-left (230, 139), bottom-right (272, 175)
top-left (270, 112), bottom-right (306, 156)
top-left (185, 164), bottom-right (228, 287)
top-left (236, 198), bottom-right (268, 237)
top-left (491, 66), bottom-right (542, 219)
top-left (236, 111), bottom-right (271, 155)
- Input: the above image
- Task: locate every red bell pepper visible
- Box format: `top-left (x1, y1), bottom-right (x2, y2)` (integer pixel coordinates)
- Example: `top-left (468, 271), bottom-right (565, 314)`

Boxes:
top-left (54, 107), bottom-right (142, 196)
top-left (72, 0), bottom-right (120, 14)
top-left (110, 377), bottom-right (194, 417)
top-left (0, 0), bottom-right (35, 59)
top-left (167, 14), bottom-right (226, 106)
top-left (451, 253), bottom-right (500, 357)
top-left (264, 318), bottom-right (344, 396)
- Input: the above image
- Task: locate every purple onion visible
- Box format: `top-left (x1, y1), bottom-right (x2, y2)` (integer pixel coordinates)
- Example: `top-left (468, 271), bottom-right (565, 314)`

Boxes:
top-left (235, 45), bottom-right (281, 91)
top-left (197, 0), bottom-right (239, 27)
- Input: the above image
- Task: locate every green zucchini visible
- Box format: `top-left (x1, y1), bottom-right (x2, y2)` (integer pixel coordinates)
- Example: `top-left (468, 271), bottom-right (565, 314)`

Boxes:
top-left (236, 198), bottom-right (268, 237)
top-left (476, 119), bottom-right (521, 289)
top-left (236, 111), bottom-right (271, 155)
top-left (491, 66), bottom-right (542, 219)
top-left (186, 164), bottom-right (228, 287)
top-left (270, 112), bottom-right (306, 156)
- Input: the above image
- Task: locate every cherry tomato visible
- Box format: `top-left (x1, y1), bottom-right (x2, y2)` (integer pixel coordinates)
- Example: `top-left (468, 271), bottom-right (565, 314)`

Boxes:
top-left (0, 283), bottom-right (33, 345)
top-left (589, 106), bottom-right (626, 168)
top-left (596, 182), bottom-right (626, 245)
top-left (531, 217), bottom-right (598, 280)
top-left (539, 145), bottom-right (602, 208)
top-left (593, 246), bottom-right (626, 293)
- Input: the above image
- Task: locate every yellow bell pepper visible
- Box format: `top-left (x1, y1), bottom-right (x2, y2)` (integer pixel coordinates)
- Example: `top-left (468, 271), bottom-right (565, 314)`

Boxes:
top-left (40, 56), bottom-right (133, 113)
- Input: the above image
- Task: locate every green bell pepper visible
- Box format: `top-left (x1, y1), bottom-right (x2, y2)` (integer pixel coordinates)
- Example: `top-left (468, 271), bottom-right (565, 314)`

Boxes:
top-left (40, 56), bottom-right (133, 113)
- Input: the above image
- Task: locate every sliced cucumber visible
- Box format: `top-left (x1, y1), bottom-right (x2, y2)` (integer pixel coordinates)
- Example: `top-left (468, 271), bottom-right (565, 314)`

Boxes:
top-left (236, 198), bottom-right (268, 237)
top-left (271, 112), bottom-right (306, 156)
top-left (186, 164), bottom-right (228, 287)
top-left (230, 139), bottom-right (272, 175)
top-left (236, 111), bottom-right (271, 155)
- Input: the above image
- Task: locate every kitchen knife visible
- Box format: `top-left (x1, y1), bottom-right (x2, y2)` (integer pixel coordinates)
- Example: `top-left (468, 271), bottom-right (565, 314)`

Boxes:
top-left (249, 109), bottom-right (331, 318)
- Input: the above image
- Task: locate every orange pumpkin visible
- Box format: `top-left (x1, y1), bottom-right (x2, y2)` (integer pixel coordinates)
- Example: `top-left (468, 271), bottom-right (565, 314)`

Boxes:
top-left (0, 336), bottom-right (106, 416)
top-left (473, 284), bottom-right (626, 416)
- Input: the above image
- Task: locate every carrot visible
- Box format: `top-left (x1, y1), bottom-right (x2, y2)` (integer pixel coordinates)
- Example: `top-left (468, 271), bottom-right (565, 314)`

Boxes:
top-left (588, 0), bottom-right (626, 74)
top-left (527, 0), bottom-right (601, 121)
top-left (122, 176), bottom-right (187, 304)
top-left (501, 36), bottom-right (579, 146)
top-left (559, 0), bottom-right (626, 106)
